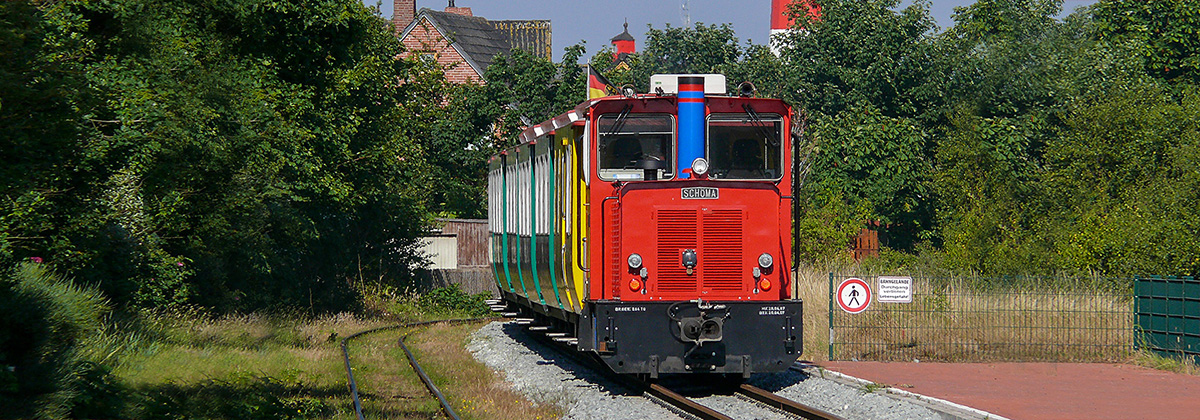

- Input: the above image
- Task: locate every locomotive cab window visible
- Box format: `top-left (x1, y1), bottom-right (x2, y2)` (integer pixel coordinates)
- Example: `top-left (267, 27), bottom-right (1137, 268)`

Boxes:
top-left (597, 114), bottom-right (675, 181)
top-left (706, 113), bottom-right (783, 180)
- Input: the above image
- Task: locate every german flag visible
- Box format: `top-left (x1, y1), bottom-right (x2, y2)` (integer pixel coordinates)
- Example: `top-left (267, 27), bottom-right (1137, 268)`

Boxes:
top-left (587, 65), bottom-right (615, 99)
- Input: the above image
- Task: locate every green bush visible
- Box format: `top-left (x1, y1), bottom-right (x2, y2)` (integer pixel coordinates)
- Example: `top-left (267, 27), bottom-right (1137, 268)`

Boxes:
top-left (418, 284), bottom-right (492, 317)
top-left (0, 262), bottom-right (126, 418)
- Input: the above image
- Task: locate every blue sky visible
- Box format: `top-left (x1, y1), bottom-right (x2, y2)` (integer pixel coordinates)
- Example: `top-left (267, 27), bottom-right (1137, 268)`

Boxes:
top-left (366, 1), bottom-right (1100, 61)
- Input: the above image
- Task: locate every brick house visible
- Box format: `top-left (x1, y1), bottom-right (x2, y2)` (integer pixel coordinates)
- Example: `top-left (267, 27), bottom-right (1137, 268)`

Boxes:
top-left (393, 0), bottom-right (552, 84)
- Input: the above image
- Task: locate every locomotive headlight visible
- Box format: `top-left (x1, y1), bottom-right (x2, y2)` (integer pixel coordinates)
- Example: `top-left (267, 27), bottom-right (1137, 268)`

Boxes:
top-left (627, 253), bottom-right (643, 269)
top-left (758, 253), bottom-right (774, 269)
top-left (691, 158), bottom-right (709, 176)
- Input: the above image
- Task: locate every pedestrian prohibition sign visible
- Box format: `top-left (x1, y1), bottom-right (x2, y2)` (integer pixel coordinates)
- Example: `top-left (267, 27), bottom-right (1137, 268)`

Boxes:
top-left (837, 278), bottom-right (872, 314)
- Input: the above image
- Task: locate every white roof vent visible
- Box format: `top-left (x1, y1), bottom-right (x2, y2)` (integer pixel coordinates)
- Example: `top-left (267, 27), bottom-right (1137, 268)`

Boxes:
top-left (649, 74), bottom-right (727, 95)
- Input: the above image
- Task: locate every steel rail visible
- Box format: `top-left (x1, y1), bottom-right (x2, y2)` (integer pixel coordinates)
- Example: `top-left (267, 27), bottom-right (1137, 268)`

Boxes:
top-left (646, 383), bottom-right (734, 420)
top-left (398, 332), bottom-right (461, 420)
top-left (510, 311), bottom-right (843, 420)
top-left (736, 384), bottom-right (845, 420)
top-left (341, 317), bottom-right (494, 420)
top-left (522, 321), bottom-right (743, 420)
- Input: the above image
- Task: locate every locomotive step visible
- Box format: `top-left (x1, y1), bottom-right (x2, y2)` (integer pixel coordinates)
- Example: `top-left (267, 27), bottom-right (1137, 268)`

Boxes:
top-left (501, 312), bottom-right (520, 317)
top-left (514, 318), bottom-right (534, 325)
top-left (484, 299), bottom-right (502, 305)
top-left (552, 337), bottom-right (578, 346)
top-left (527, 326), bottom-right (551, 331)
top-left (545, 332), bottom-right (568, 337)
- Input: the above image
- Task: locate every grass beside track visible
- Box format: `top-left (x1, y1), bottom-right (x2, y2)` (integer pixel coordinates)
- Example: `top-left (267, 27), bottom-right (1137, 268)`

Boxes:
top-left (109, 313), bottom-right (560, 420)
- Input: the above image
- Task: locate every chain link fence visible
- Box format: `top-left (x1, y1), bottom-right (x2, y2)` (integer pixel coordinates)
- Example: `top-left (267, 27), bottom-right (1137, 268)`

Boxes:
top-left (827, 274), bottom-right (1134, 362)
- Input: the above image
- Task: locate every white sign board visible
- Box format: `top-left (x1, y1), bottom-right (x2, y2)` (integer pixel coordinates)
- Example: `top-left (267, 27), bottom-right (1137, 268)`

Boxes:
top-left (877, 276), bottom-right (913, 303)
top-left (836, 278), bottom-right (872, 314)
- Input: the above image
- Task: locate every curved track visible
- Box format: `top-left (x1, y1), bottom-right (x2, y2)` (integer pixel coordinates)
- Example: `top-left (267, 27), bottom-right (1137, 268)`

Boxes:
top-left (340, 318), bottom-right (494, 420)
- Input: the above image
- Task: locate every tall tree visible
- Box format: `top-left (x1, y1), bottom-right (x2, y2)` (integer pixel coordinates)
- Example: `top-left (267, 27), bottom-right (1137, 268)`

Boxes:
top-left (1092, 0), bottom-right (1200, 85)
top-left (2, 0), bottom-right (440, 311)
top-left (776, 0), bottom-right (938, 118)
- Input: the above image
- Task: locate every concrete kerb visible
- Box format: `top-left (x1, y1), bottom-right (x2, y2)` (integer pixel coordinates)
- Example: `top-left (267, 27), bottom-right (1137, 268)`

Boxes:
top-left (792, 362), bottom-right (1010, 420)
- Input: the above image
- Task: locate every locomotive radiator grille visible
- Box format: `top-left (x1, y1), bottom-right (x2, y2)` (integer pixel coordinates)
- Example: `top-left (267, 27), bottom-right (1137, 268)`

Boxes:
top-left (702, 209), bottom-right (744, 291)
top-left (610, 202), bottom-right (623, 297)
top-left (656, 210), bottom-right (698, 292)
top-left (654, 208), bottom-right (744, 293)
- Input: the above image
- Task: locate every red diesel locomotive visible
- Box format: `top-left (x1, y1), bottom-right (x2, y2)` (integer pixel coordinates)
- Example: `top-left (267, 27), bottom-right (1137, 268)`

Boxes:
top-left (487, 74), bottom-right (802, 378)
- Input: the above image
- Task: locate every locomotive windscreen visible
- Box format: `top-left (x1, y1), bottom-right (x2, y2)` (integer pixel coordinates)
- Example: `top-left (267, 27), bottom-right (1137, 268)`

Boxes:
top-left (596, 114), bottom-right (675, 181)
top-left (706, 113), bottom-right (783, 180)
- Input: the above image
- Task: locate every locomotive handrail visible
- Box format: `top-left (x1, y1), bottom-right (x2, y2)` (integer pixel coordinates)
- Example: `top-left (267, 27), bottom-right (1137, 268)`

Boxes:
top-left (597, 194), bottom-right (622, 298)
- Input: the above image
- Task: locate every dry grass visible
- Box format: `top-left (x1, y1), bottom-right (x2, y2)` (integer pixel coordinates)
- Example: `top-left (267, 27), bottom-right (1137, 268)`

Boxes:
top-left (343, 328), bottom-right (441, 420)
top-left (794, 265), bottom-right (833, 362)
top-left (115, 313), bottom-right (553, 420)
top-left (405, 322), bottom-right (563, 420)
top-left (117, 313), bottom-right (393, 389)
top-left (792, 266), bottom-right (1135, 363)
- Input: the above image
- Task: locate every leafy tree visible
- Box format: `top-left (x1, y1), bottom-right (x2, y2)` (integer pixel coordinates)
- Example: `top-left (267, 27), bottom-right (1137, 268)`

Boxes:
top-left (934, 114), bottom-right (1054, 273)
top-left (801, 107), bottom-right (933, 250)
top-left (2, 0), bottom-right (439, 311)
top-left (627, 23), bottom-right (742, 92)
top-left (0, 0), bottom-right (87, 268)
top-left (484, 44), bottom-right (588, 144)
top-left (937, 0), bottom-right (1090, 119)
top-left (776, 0), bottom-right (938, 118)
top-left (1045, 85), bottom-right (1200, 276)
top-left (1092, 0), bottom-right (1200, 84)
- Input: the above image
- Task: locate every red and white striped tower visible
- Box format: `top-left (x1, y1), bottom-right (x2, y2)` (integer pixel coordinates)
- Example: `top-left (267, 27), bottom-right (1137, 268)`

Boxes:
top-left (770, 0), bottom-right (821, 53)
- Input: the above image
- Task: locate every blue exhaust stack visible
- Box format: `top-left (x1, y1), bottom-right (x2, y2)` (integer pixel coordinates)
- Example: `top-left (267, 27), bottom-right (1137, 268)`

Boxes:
top-left (677, 76), bottom-right (705, 178)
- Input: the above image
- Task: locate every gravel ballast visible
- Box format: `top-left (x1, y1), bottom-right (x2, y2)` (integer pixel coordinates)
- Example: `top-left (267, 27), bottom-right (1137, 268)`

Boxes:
top-left (468, 321), bottom-right (960, 420)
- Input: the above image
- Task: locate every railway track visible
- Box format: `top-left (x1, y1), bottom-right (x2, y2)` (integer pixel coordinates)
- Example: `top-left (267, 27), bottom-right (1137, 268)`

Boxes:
top-left (342, 310), bottom-right (844, 420)
top-left (503, 304), bottom-right (844, 420)
top-left (341, 318), bottom-right (494, 420)
top-left (641, 379), bottom-right (844, 420)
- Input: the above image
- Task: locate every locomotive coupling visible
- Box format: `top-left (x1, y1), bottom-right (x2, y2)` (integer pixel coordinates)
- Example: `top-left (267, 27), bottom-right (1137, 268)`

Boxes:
top-left (670, 300), bottom-right (728, 345)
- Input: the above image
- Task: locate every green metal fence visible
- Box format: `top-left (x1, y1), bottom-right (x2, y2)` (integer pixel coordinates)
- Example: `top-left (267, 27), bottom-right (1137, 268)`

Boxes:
top-left (1135, 276), bottom-right (1200, 364)
top-left (828, 274), bottom-right (1134, 362)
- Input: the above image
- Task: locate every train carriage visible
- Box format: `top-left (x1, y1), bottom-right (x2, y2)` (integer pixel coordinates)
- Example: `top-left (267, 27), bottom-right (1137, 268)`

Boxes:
top-left (488, 74), bottom-right (803, 378)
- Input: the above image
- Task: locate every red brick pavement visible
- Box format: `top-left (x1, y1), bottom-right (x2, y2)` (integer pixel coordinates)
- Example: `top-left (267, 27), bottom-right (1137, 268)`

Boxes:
top-left (821, 362), bottom-right (1200, 420)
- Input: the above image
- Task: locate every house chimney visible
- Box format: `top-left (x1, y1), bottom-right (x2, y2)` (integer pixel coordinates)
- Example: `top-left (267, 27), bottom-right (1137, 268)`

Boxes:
top-left (393, 0), bottom-right (415, 33)
top-left (444, 0), bottom-right (472, 17)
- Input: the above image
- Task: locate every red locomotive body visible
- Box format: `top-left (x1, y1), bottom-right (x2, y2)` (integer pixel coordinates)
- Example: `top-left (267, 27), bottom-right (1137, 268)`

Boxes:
top-left (488, 74), bottom-right (802, 378)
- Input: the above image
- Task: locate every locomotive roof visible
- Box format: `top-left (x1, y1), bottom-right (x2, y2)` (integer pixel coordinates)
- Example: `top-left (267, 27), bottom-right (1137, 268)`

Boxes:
top-left (492, 94), bottom-right (790, 159)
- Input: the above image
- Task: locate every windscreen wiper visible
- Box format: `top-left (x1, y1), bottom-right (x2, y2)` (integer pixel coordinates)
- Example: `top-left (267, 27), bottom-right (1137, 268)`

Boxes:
top-left (606, 105), bottom-right (633, 137)
top-left (742, 104), bottom-right (778, 146)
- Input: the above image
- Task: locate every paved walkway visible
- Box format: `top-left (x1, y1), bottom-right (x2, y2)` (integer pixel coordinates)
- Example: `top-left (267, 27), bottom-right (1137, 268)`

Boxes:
top-left (821, 362), bottom-right (1200, 420)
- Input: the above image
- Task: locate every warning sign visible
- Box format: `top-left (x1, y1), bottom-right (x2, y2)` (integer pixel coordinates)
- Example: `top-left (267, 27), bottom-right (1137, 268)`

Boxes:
top-left (878, 276), bottom-right (913, 303)
top-left (836, 278), bottom-right (872, 314)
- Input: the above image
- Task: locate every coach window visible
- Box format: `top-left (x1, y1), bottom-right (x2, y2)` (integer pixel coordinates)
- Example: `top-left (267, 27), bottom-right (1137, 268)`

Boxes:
top-left (706, 113), bottom-right (783, 180)
top-left (596, 114), bottom-right (674, 181)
